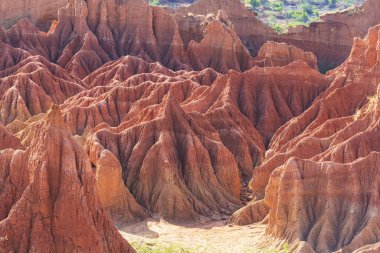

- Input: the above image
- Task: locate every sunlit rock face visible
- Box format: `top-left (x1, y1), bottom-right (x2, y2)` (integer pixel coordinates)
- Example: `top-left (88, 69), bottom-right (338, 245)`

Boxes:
top-left (0, 0), bottom-right (257, 80)
top-left (254, 41), bottom-right (318, 70)
top-left (0, 0), bottom-right (67, 30)
top-left (173, 0), bottom-right (380, 71)
top-left (230, 24), bottom-right (380, 253)
top-left (279, 0), bottom-right (380, 72)
top-left (0, 106), bottom-right (135, 253)
top-left (1, 0), bottom-right (380, 252)
top-left (0, 0), bottom-right (329, 225)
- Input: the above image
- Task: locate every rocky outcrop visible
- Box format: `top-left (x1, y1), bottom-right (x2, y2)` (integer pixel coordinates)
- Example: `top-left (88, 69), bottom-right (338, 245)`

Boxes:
top-left (0, 123), bottom-right (23, 150)
top-left (230, 24), bottom-right (380, 253)
top-left (0, 0), bottom-right (257, 78)
top-left (2, 0), bottom-right (379, 74)
top-left (2, 1), bottom-right (380, 252)
top-left (1, 20), bottom-right (327, 223)
top-left (0, 0), bottom-right (66, 30)
top-left (57, 55), bottom-right (328, 221)
top-left (0, 53), bottom-right (85, 125)
top-left (174, 0), bottom-right (380, 71)
top-left (279, 0), bottom-right (380, 71)
top-left (172, 0), bottom-right (276, 55)
top-left (88, 141), bottom-right (149, 224)
top-left (0, 105), bottom-right (134, 253)
top-left (187, 16), bottom-right (255, 72)
top-left (254, 41), bottom-right (318, 70)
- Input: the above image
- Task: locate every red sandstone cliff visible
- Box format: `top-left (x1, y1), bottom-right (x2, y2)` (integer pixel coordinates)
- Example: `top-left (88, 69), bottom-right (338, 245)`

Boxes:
top-left (230, 24), bottom-right (380, 253)
top-left (0, 0), bottom-right (67, 30)
top-left (174, 0), bottom-right (380, 71)
top-left (0, 0), bottom-right (258, 77)
top-left (56, 56), bottom-right (327, 221)
top-left (0, 106), bottom-right (134, 253)
top-left (1, 1), bottom-right (380, 252)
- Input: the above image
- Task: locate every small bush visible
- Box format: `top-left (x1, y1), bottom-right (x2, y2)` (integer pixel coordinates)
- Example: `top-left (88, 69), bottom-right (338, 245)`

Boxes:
top-left (148, 0), bottom-right (160, 6)
top-left (131, 241), bottom-right (200, 253)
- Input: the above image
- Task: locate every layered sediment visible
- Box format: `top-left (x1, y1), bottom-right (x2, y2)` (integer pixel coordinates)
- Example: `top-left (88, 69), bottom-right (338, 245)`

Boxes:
top-left (1, 0), bottom-right (380, 252)
top-left (230, 24), bottom-right (380, 253)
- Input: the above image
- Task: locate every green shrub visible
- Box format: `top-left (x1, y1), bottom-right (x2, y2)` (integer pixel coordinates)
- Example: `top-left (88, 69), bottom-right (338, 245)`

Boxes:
top-left (249, 0), bottom-right (261, 9)
top-left (131, 241), bottom-right (200, 253)
top-left (271, 1), bottom-right (284, 11)
top-left (148, 0), bottom-right (160, 6)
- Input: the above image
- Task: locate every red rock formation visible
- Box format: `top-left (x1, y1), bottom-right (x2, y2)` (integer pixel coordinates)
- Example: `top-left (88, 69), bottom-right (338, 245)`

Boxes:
top-left (254, 41), bottom-right (318, 70)
top-left (2, 1), bottom-right (380, 252)
top-left (93, 96), bottom-right (242, 221)
top-left (172, 0), bottom-right (276, 54)
top-left (279, 0), bottom-right (380, 71)
top-left (0, 123), bottom-right (23, 150)
top-left (230, 24), bottom-right (380, 253)
top-left (88, 139), bottom-right (149, 224)
top-left (0, 0), bottom-right (257, 78)
top-left (55, 54), bottom-right (328, 221)
top-left (2, 0), bottom-right (379, 75)
top-left (187, 15), bottom-right (255, 72)
top-left (0, 53), bottom-right (85, 125)
top-left (0, 0), bottom-right (66, 30)
top-left (1, 36), bottom-right (326, 223)
top-left (174, 0), bottom-right (380, 71)
top-left (0, 42), bottom-right (31, 70)
top-left (0, 105), bottom-right (134, 253)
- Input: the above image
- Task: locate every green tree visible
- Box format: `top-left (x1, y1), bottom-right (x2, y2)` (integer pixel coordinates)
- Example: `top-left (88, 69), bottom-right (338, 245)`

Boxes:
top-left (330, 0), bottom-right (337, 7)
top-left (302, 3), bottom-right (313, 15)
top-left (149, 0), bottom-right (160, 6)
top-left (250, 0), bottom-right (261, 9)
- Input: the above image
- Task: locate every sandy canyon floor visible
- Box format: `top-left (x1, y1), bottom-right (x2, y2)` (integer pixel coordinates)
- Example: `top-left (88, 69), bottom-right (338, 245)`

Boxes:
top-left (1, 0), bottom-right (380, 252)
top-left (119, 220), bottom-right (282, 252)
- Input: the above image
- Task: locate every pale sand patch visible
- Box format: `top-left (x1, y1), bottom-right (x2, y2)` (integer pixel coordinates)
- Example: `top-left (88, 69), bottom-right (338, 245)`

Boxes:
top-left (118, 219), bottom-right (282, 252)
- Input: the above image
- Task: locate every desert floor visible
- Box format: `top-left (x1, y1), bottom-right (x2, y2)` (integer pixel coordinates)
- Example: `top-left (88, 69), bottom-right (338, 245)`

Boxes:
top-left (119, 219), bottom-right (283, 252)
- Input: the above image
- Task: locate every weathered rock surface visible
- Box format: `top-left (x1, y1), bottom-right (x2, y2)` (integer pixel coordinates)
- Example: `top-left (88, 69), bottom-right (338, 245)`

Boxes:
top-left (0, 105), bottom-right (134, 253)
top-left (230, 24), bottom-right (380, 253)
top-left (2, 0), bottom-right (379, 74)
top-left (172, 0), bottom-right (276, 55)
top-left (88, 141), bottom-right (149, 224)
top-left (254, 41), bottom-right (318, 70)
top-left (0, 0), bottom-right (257, 78)
top-left (279, 0), bottom-right (380, 71)
top-left (57, 55), bottom-right (328, 221)
top-left (174, 0), bottom-right (380, 71)
top-left (2, 1), bottom-right (380, 252)
top-left (0, 52), bottom-right (85, 125)
top-left (0, 0), bottom-right (66, 30)
top-left (0, 123), bottom-right (23, 150)
top-left (0, 12), bottom-right (328, 231)
top-left (187, 16), bottom-right (255, 72)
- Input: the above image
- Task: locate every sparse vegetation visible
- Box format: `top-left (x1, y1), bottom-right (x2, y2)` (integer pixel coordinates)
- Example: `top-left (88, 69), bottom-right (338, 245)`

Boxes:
top-left (131, 241), bottom-right (201, 253)
top-left (243, 0), bottom-right (365, 33)
top-left (149, 0), bottom-right (160, 6)
top-left (147, 0), bottom-right (364, 32)
top-left (353, 94), bottom-right (378, 120)
top-left (131, 241), bottom-right (291, 253)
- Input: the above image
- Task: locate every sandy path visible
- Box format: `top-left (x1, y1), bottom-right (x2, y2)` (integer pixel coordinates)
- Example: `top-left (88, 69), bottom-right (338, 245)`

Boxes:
top-left (119, 219), bottom-right (282, 252)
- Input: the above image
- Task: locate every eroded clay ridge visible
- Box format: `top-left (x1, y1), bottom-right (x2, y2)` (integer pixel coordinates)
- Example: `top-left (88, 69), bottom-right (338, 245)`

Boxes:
top-left (0, 0), bottom-right (259, 79)
top-left (0, 0), bottom-right (67, 30)
top-left (0, 0), bottom-right (379, 253)
top-left (2, 0), bottom-right (379, 74)
top-left (0, 0), bottom-right (326, 223)
top-left (0, 0), bottom-right (380, 71)
top-left (0, 105), bottom-right (135, 252)
top-left (230, 24), bottom-right (380, 253)
top-left (172, 0), bottom-right (380, 71)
